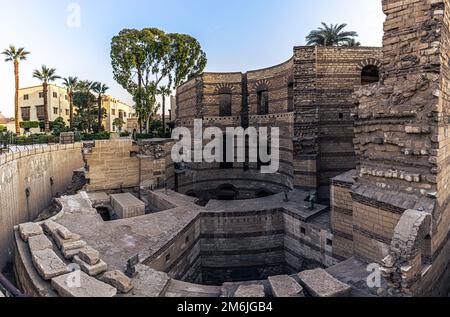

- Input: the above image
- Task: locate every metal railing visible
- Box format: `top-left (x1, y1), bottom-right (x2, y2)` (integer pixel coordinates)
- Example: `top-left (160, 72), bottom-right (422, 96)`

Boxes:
top-left (0, 132), bottom-right (60, 154)
top-left (0, 272), bottom-right (25, 297)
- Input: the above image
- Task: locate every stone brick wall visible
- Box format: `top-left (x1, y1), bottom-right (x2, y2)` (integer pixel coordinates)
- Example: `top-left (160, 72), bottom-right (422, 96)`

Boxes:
top-left (84, 140), bottom-right (173, 192)
top-left (294, 46), bottom-right (383, 201)
top-left (0, 144), bottom-right (83, 269)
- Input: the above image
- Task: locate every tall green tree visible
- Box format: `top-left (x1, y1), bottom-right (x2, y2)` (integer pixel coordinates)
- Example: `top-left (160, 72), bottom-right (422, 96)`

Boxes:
top-left (77, 80), bottom-right (97, 132)
top-left (62, 76), bottom-right (79, 130)
top-left (93, 83), bottom-right (109, 133)
top-left (2, 45), bottom-right (30, 135)
top-left (32, 66), bottom-right (60, 133)
top-left (111, 28), bottom-right (207, 133)
top-left (306, 23), bottom-right (358, 47)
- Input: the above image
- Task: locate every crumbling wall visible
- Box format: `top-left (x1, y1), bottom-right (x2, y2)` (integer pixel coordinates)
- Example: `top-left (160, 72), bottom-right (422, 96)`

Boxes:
top-left (352, 0), bottom-right (450, 296)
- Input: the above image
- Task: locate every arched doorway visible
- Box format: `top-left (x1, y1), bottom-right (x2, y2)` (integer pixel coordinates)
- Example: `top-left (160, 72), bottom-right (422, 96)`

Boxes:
top-left (361, 65), bottom-right (380, 85)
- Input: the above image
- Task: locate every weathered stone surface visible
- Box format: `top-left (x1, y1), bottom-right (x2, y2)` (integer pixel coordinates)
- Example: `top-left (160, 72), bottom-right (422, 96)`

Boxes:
top-left (111, 193), bottom-right (146, 219)
top-left (32, 249), bottom-right (69, 280)
top-left (42, 220), bottom-right (62, 236)
top-left (53, 231), bottom-right (82, 249)
top-left (78, 246), bottom-right (100, 266)
top-left (61, 240), bottom-right (86, 254)
top-left (298, 269), bottom-right (351, 297)
top-left (56, 227), bottom-right (73, 240)
top-left (268, 275), bottom-right (304, 297)
top-left (234, 284), bottom-right (265, 298)
top-left (28, 234), bottom-right (53, 252)
top-left (18, 223), bottom-right (43, 242)
top-left (51, 270), bottom-right (117, 297)
top-left (101, 270), bottom-right (133, 293)
top-left (129, 265), bottom-right (171, 297)
top-left (73, 256), bottom-right (107, 276)
top-left (62, 247), bottom-right (85, 260)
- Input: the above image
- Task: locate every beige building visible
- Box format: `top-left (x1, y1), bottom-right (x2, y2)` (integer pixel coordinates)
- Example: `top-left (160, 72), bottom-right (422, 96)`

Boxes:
top-left (18, 84), bottom-right (71, 133)
top-left (101, 95), bottom-right (133, 133)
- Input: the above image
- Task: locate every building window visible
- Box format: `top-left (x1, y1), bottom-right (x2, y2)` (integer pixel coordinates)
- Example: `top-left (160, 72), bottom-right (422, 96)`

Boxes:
top-left (53, 92), bottom-right (58, 98)
top-left (65, 109), bottom-right (69, 116)
top-left (219, 88), bottom-right (232, 117)
top-left (257, 90), bottom-right (269, 115)
top-left (24, 94), bottom-right (29, 101)
top-left (361, 65), bottom-right (380, 85)
top-left (65, 95), bottom-right (68, 101)
top-left (112, 109), bottom-right (116, 116)
top-left (288, 82), bottom-right (294, 112)
top-left (53, 107), bottom-right (58, 115)
top-left (21, 107), bottom-right (31, 121)
top-left (39, 92), bottom-right (44, 98)
top-left (220, 134), bottom-right (233, 169)
top-left (326, 239), bottom-right (333, 247)
top-left (124, 112), bottom-right (127, 118)
top-left (36, 106), bottom-right (45, 121)
top-left (119, 110), bottom-right (124, 119)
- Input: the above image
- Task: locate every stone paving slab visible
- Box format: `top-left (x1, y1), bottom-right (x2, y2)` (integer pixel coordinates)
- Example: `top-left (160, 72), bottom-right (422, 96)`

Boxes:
top-left (78, 246), bottom-right (100, 265)
top-left (298, 268), bottom-right (351, 297)
top-left (32, 249), bottom-right (69, 280)
top-left (19, 223), bottom-right (43, 242)
top-left (51, 270), bottom-right (117, 297)
top-left (234, 284), bottom-right (265, 297)
top-left (268, 275), bottom-right (304, 297)
top-left (28, 234), bottom-right (53, 252)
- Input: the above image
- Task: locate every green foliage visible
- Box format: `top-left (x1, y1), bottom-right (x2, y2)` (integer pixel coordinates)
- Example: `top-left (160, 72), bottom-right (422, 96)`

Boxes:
top-left (81, 131), bottom-right (111, 141)
top-left (51, 117), bottom-right (69, 136)
top-left (113, 117), bottom-right (125, 132)
top-left (306, 23), bottom-right (358, 47)
top-left (111, 28), bottom-right (207, 131)
top-left (120, 131), bottom-right (131, 137)
top-left (0, 125), bottom-right (6, 132)
top-left (14, 134), bottom-right (59, 145)
top-left (20, 121), bottom-right (40, 129)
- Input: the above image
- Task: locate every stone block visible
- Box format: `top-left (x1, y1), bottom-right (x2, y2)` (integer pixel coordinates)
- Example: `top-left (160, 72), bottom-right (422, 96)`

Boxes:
top-left (234, 284), bottom-right (265, 298)
top-left (111, 193), bottom-right (146, 219)
top-left (78, 246), bottom-right (100, 266)
top-left (28, 234), bottom-right (53, 252)
top-left (32, 249), bottom-right (69, 280)
top-left (56, 227), bottom-right (74, 240)
top-left (18, 223), bottom-right (43, 242)
top-left (60, 239), bottom-right (86, 253)
top-left (298, 269), bottom-right (351, 297)
top-left (62, 247), bottom-right (85, 260)
top-left (51, 270), bottom-right (117, 297)
top-left (101, 270), bottom-right (133, 293)
top-left (73, 256), bottom-right (107, 276)
top-left (268, 275), bottom-right (304, 297)
top-left (42, 220), bottom-right (62, 236)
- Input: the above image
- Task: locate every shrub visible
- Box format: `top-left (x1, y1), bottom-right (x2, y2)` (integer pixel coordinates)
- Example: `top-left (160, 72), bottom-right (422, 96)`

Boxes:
top-left (120, 131), bottom-right (131, 137)
top-left (0, 125), bottom-right (6, 133)
top-left (81, 132), bottom-right (111, 141)
top-left (20, 121), bottom-right (40, 129)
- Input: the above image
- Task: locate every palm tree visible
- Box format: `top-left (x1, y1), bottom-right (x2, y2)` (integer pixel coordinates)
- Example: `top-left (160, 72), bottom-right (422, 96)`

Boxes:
top-left (306, 23), bottom-right (358, 47)
top-left (2, 45), bottom-right (30, 135)
top-left (77, 80), bottom-right (96, 132)
top-left (93, 82), bottom-right (109, 133)
top-left (345, 38), bottom-right (361, 47)
top-left (157, 86), bottom-right (171, 134)
top-left (62, 77), bottom-right (79, 130)
top-left (32, 66), bottom-right (60, 133)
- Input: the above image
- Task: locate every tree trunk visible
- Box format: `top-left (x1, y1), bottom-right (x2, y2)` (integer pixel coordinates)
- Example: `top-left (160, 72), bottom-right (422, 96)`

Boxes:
top-left (69, 91), bottom-right (74, 130)
top-left (86, 93), bottom-right (91, 133)
top-left (43, 82), bottom-right (50, 133)
top-left (137, 66), bottom-right (143, 134)
top-left (162, 94), bottom-right (166, 135)
top-left (14, 60), bottom-right (20, 135)
top-left (97, 95), bottom-right (102, 133)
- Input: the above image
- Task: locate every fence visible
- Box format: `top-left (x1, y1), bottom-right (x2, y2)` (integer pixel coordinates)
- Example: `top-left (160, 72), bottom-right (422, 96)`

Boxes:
top-left (0, 132), bottom-right (61, 154)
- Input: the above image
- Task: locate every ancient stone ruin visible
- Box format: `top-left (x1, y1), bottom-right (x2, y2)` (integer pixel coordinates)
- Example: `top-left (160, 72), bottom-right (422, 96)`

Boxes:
top-left (1, 0), bottom-right (450, 298)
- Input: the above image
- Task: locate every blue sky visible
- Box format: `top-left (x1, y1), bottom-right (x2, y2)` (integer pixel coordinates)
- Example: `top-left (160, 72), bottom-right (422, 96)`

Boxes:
top-left (0, 0), bottom-right (385, 117)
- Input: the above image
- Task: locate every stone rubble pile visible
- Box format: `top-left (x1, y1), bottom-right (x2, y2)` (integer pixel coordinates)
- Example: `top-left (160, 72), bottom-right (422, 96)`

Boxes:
top-left (18, 220), bottom-right (133, 297)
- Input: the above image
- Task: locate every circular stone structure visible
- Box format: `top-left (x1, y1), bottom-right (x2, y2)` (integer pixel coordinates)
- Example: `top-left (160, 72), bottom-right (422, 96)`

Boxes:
top-left (12, 189), bottom-right (354, 297)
